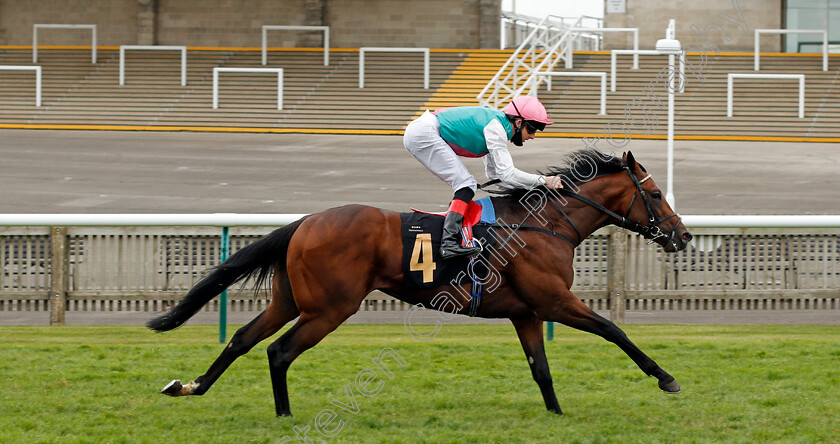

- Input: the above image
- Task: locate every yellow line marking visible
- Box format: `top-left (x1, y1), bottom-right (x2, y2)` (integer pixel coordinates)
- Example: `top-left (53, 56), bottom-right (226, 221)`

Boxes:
top-left (538, 133), bottom-right (840, 143)
top-left (2, 124), bottom-right (839, 142)
top-left (0, 124), bottom-right (404, 135)
top-left (0, 45), bottom-right (513, 54)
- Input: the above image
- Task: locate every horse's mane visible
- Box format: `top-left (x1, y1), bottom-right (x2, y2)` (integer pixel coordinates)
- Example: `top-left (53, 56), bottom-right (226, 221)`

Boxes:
top-left (492, 148), bottom-right (642, 200)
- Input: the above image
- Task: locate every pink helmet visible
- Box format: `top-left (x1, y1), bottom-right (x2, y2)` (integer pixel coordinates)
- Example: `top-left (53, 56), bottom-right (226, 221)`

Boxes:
top-left (502, 96), bottom-right (553, 126)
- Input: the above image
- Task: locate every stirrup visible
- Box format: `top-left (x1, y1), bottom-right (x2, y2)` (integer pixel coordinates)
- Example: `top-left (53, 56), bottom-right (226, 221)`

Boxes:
top-left (440, 243), bottom-right (481, 259)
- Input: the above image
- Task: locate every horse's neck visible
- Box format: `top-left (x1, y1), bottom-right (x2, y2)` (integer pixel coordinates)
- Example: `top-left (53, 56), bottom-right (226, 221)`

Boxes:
top-left (563, 178), bottom-right (627, 242)
top-left (494, 179), bottom-right (627, 247)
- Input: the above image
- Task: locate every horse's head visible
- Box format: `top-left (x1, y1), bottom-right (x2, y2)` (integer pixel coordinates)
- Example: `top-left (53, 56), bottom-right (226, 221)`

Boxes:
top-left (620, 151), bottom-right (692, 252)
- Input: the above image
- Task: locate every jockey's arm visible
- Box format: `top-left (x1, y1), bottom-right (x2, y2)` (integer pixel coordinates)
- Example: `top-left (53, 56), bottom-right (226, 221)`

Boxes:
top-left (483, 120), bottom-right (545, 189)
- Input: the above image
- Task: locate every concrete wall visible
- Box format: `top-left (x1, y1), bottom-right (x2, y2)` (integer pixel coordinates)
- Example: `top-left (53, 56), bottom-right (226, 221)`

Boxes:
top-left (0, 0), bottom-right (501, 48)
top-left (603, 0), bottom-right (783, 52)
top-left (0, 0), bottom-right (137, 46)
top-left (326, 0), bottom-right (497, 48)
top-left (156, 0), bottom-right (307, 46)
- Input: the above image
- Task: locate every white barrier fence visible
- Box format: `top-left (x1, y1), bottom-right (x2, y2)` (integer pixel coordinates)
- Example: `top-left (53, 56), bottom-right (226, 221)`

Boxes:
top-left (566, 27), bottom-right (639, 69)
top-left (119, 45), bottom-right (187, 86)
top-left (533, 71), bottom-right (607, 115)
top-left (33, 24), bottom-right (96, 64)
top-left (212, 67), bottom-right (284, 110)
top-left (262, 25), bottom-right (329, 66)
top-left (0, 66), bottom-right (41, 106)
top-left (359, 47), bottom-right (430, 89)
top-left (611, 49), bottom-right (685, 92)
top-left (755, 29), bottom-right (827, 71)
top-left (727, 73), bottom-right (805, 118)
top-left (1, 214), bottom-right (839, 325)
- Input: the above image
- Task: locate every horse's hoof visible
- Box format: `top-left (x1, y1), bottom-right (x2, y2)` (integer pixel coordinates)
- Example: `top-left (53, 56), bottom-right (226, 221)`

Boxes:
top-left (161, 379), bottom-right (183, 396)
top-left (659, 377), bottom-right (681, 394)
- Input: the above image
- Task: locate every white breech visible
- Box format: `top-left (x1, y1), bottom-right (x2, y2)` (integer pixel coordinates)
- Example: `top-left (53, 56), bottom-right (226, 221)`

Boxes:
top-left (403, 110), bottom-right (478, 193)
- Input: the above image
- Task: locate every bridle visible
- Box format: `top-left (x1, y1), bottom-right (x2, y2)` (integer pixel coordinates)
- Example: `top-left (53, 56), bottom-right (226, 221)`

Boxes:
top-left (616, 166), bottom-right (682, 249)
top-left (479, 166), bottom-right (683, 250)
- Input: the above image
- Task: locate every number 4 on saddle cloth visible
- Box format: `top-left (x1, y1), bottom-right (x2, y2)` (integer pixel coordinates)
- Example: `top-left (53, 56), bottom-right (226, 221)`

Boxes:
top-left (400, 197), bottom-right (497, 316)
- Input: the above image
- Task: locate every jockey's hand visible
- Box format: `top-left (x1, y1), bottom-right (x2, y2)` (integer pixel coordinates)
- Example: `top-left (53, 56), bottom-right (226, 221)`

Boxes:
top-left (543, 175), bottom-right (564, 189)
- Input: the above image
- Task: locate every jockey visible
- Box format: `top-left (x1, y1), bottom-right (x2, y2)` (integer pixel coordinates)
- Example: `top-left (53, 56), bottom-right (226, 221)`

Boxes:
top-left (403, 96), bottom-right (564, 259)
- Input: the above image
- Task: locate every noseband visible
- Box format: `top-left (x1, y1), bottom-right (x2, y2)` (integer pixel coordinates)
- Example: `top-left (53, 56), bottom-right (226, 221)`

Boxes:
top-left (620, 167), bottom-right (682, 249)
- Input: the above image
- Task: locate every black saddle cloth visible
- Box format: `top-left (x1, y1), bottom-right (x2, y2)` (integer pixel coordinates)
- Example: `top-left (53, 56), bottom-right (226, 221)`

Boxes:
top-left (400, 212), bottom-right (492, 289)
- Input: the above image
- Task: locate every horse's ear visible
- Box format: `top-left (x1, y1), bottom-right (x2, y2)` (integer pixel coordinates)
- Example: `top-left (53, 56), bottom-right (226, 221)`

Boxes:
top-left (626, 151), bottom-right (637, 170)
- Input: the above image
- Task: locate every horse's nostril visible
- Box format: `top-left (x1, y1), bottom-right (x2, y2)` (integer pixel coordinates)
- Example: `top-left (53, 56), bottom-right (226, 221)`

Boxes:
top-left (682, 232), bottom-right (693, 243)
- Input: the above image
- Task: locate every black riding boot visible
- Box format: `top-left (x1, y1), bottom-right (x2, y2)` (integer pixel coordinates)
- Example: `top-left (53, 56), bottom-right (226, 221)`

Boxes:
top-left (440, 212), bottom-right (481, 259)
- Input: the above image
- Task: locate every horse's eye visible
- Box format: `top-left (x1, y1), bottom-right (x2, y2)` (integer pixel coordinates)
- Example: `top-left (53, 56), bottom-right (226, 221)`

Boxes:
top-left (651, 192), bottom-right (662, 199)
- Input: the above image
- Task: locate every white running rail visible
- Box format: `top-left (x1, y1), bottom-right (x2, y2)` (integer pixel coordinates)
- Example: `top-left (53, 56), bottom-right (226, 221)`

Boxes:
top-left (212, 67), bottom-right (284, 110)
top-left (0, 65), bottom-right (42, 106)
top-left (566, 27), bottom-right (639, 69)
top-left (478, 15), bottom-right (582, 109)
top-left (611, 49), bottom-right (686, 92)
top-left (755, 29), bottom-right (827, 71)
top-left (727, 73), bottom-right (805, 118)
top-left (119, 45), bottom-right (187, 86)
top-left (359, 47), bottom-right (429, 89)
top-left (33, 24), bottom-right (96, 63)
top-left (1, 214), bottom-right (839, 228)
top-left (533, 71), bottom-right (607, 115)
top-left (261, 25), bottom-right (329, 66)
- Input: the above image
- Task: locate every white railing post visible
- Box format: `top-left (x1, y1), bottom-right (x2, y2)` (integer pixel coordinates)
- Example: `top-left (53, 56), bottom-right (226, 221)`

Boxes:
top-left (35, 66), bottom-right (41, 107)
top-left (212, 68), bottom-right (219, 109)
top-left (567, 28), bottom-right (640, 69)
top-left (535, 71), bottom-right (607, 115)
top-left (0, 66), bottom-right (42, 106)
top-left (358, 47), bottom-right (430, 89)
top-left (727, 73), bottom-right (805, 118)
top-left (632, 29), bottom-right (639, 69)
top-left (823, 30), bottom-right (828, 71)
top-left (212, 67), bottom-right (284, 110)
top-left (261, 25), bottom-right (330, 66)
top-left (611, 49), bottom-right (686, 92)
top-left (755, 29), bottom-right (828, 71)
top-left (33, 24), bottom-right (97, 64)
top-left (799, 75), bottom-right (806, 118)
top-left (727, 74), bottom-right (734, 117)
top-left (119, 45), bottom-right (187, 86)
top-left (478, 15), bottom-right (582, 109)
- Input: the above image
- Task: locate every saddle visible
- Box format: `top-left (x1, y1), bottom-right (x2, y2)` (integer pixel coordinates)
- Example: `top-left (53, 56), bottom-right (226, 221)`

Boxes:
top-left (410, 196), bottom-right (496, 233)
top-left (400, 197), bottom-right (498, 316)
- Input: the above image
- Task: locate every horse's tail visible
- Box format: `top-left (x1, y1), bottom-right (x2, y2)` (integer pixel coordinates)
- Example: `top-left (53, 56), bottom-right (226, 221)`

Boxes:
top-left (146, 216), bottom-right (308, 332)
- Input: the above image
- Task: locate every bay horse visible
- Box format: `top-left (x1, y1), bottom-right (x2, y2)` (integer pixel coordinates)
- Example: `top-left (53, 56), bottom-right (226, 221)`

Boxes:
top-left (147, 149), bottom-right (692, 416)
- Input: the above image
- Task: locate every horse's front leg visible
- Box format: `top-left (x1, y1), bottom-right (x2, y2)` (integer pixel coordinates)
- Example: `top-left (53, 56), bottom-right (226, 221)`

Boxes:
top-left (511, 314), bottom-right (562, 414)
top-left (539, 290), bottom-right (681, 394)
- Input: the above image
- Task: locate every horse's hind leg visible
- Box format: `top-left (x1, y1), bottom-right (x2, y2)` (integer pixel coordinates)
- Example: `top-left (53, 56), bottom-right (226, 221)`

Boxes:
top-left (546, 292), bottom-right (681, 394)
top-left (266, 309), bottom-right (355, 417)
top-left (511, 315), bottom-right (562, 414)
top-left (162, 272), bottom-right (300, 397)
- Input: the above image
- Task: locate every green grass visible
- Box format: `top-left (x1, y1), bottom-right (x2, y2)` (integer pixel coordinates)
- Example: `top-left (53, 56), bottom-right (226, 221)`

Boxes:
top-left (1, 324), bottom-right (839, 443)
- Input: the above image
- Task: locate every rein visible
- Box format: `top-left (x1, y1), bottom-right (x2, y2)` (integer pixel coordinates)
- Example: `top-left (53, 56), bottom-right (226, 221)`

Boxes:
top-left (478, 167), bottom-right (682, 250)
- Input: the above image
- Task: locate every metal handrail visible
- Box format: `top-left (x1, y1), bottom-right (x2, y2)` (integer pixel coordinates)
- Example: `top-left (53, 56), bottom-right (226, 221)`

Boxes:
top-left (478, 15), bottom-right (582, 109)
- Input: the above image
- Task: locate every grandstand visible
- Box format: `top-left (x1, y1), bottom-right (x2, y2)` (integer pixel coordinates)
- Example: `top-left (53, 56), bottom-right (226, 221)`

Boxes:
top-left (1, 46), bottom-right (837, 140)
